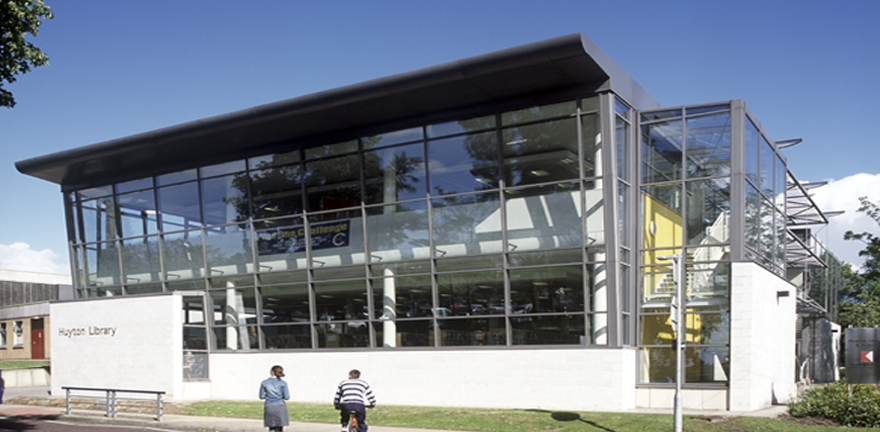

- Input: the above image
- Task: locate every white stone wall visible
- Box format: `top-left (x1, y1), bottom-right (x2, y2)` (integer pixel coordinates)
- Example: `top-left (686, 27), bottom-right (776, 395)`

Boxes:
top-left (729, 262), bottom-right (797, 411)
top-left (50, 294), bottom-right (181, 398)
top-left (202, 348), bottom-right (636, 411)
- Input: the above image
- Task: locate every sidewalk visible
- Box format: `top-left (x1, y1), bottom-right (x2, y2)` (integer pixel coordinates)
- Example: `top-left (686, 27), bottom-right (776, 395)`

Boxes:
top-left (0, 386), bottom-right (789, 432)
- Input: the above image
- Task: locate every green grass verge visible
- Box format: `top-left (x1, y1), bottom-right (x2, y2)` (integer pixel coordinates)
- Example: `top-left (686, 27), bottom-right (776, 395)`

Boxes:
top-left (183, 401), bottom-right (844, 431)
top-left (0, 360), bottom-right (49, 369)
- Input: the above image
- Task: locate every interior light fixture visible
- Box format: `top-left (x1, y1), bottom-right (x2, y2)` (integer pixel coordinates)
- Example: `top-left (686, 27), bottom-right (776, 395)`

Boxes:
top-left (530, 170), bottom-right (549, 177)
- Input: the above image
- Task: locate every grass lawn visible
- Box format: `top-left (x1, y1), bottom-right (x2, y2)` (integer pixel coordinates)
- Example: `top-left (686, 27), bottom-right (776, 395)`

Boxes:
top-left (183, 401), bottom-right (845, 431)
top-left (0, 360), bottom-right (49, 369)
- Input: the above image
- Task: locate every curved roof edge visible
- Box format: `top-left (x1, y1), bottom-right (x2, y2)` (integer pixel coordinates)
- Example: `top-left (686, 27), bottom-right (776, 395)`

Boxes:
top-left (17, 32), bottom-right (657, 187)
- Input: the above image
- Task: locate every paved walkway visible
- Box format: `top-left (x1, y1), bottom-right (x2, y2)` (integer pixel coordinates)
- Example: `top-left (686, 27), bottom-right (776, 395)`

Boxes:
top-left (0, 386), bottom-right (790, 432)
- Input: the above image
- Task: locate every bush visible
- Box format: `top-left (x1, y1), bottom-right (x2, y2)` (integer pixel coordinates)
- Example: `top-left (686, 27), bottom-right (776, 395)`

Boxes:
top-left (789, 380), bottom-right (880, 427)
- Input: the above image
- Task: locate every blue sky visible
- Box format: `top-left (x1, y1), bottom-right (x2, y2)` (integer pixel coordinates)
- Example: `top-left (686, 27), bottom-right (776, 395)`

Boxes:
top-left (2, 0), bottom-right (879, 276)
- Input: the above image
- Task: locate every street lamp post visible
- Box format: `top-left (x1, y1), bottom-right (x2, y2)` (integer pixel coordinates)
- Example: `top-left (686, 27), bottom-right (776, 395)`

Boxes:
top-left (659, 254), bottom-right (684, 432)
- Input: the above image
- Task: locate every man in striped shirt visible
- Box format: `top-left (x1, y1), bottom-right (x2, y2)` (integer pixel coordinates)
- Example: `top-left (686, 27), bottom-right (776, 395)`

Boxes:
top-left (334, 369), bottom-right (376, 432)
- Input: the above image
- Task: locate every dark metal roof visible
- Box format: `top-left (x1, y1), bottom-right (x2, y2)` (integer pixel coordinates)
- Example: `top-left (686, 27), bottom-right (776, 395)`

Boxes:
top-left (16, 33), bottom-right (657, 189)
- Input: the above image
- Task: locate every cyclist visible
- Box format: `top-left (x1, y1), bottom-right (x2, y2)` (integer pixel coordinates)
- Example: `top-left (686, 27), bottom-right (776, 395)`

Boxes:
top-left (333, 369), bottom-right (376, 432)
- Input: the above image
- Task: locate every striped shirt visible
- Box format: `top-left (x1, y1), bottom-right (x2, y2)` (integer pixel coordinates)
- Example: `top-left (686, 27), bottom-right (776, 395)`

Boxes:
top-left (334, 378), bottom-right (376, 406)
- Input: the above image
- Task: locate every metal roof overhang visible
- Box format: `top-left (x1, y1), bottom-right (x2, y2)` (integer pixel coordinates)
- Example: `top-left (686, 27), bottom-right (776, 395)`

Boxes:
top-left (16, 33), bottom-right (658, 190)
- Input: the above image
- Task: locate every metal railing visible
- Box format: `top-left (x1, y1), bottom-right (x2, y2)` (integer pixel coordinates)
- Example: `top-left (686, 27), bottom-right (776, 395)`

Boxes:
top-left (62, 386), bottom-right (165, 421)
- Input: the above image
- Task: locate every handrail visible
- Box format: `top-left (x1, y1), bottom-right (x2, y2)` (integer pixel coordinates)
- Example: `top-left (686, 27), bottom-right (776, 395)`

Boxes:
top-left (62, 386), bottom-right (165, 421)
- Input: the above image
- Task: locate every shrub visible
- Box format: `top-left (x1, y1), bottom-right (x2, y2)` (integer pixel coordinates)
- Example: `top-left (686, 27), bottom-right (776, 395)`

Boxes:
top-left (789, 381), bottom-right (880, 427)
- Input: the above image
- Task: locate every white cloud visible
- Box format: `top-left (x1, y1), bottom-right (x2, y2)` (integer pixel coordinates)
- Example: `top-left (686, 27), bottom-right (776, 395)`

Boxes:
top-left (0, 242), bottom-right (70, 275)
top-left (808, 173), bottom-right (880, 269)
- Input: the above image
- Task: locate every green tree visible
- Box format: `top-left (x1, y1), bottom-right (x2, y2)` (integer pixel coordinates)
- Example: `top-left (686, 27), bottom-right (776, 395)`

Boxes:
top-left (1, 0), bottom-right (53, 108)
top-left (839, 197), bottom-right (880, 327)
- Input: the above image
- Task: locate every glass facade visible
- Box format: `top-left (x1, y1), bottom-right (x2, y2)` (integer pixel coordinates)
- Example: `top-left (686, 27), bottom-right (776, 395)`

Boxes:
top-left (639, 104), bottom-right (734, 385)
top-left (60, 91), bottom-right (822, 389)
top-left (67, 97), bottom-right (612, 351)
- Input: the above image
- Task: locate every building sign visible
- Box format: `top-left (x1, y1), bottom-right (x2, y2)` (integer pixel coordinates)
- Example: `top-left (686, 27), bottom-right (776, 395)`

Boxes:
top-left (845, 327), bottom-right (880, 384)
top-left (58, 326), bottom-right (118, 338)
top-left (257, 220), bottom-right (350, 256)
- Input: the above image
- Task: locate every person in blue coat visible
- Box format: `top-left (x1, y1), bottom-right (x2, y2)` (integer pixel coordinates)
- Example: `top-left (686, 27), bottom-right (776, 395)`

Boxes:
top-left (259, 365), bottom-right (290, 432)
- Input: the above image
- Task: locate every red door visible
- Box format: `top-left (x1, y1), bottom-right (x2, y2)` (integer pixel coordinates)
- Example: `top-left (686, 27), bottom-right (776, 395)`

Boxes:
top-left (31, 318), bottom-right (45, 359)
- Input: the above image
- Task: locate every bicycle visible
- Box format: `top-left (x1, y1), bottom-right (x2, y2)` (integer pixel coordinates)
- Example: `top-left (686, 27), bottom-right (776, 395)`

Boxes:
top-left (346, 409), bottom-right (359, 432)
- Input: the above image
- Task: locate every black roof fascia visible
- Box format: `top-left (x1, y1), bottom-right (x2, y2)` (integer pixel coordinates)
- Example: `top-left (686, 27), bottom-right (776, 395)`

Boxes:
top-left (16, 33), bottom-right (658, 189)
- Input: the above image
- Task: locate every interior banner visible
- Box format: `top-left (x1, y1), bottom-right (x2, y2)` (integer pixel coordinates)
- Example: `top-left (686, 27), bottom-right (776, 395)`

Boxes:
top-left (257, 220), bottom-right (350, 256)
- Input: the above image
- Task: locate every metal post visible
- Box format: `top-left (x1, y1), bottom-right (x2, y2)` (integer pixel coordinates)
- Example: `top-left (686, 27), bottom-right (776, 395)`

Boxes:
top-left (157, 393), bottom-right (163, 421)
top-left (659, 254), bottom-right (684, 432)
top-left (65, 388), bottom-right (71, 415)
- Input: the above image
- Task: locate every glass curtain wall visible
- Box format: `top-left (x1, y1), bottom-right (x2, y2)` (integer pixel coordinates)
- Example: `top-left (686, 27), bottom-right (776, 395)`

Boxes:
top-left (638, 104), bottom-right (733, 385)
top-left (65, 95), bottom-right (616, 351)
top-left (744, 117), bottom-right (787, 276)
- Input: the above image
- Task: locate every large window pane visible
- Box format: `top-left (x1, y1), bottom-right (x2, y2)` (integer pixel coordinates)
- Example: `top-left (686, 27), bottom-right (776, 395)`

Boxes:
top-left (615, 115), bottom-right (629, 181)
top-left (315, 323), bottom-right (369, 348)
top-left (210, 288), bottom-right (257, 325)
top-left (641, 120), bottom-right (682, 184)
top-left (201, 160), bottom-right (245, 178)
top-left (371, 274), bottom-right (432, 320)
top-left (437, 271), bottom-right (504, 317)
top-left (157, 169), bottom-right (197, 187)
top-left (426, 115), bottom-right (495, 138)
top-left (260, 284), bottom-right (310, 323)
top-left (305, 155), bottom-right (361, 212)
top-left (642, 185), bottom-right (683, 250)
top-left (304, 140), bottom-right (358, 160)
top-left (209, 288), bottom-right (258, 350)
top-left (373, 319), bottom-right (433, 347)
top-left (501, 118), bottom-right (578, 187)
top-left (202, 174), bottom-right (247, 225)
top-left (162, 230), bottom-right (205, 280)
top-left (744, 183), bottom-right (761, 253)
top-left (116, 178), bottom-right (153, 194)
top-left (511, 315), bottom-right (585, 345)
top-left (505, 183), bottom-right (582, 252)
top-left (500, 101), bottom-right (576, 125)
top-left (366, 201), bottom-right (428, 262)
top-left (760, 136), bottom-right (774, 197)
top-left (437, 317), bottom-right (506, 346)
top-left (582, 112), bottom-right (601, 178)
top-left (250, 164), bottom-right (303, 220)
top-left (509, 266), bottom-right (584, 313)
top-left (685, 112), bottom-right (731, 178)
top-left (118, 190), bottom-right (157, 237)
top-left (427, 131), bottom-right (498, 195)
top-left (212, 326), bottom-right (258, 351)
top-left (308, 211), bottom-right (364, 268)
top-left (685, 178), bottom-right (730, 246)
top-left (431, 192), bottom-right (501, 258)
top-left (362, 127), bottom-right (423, 149)
top-left (158, 182), bottom-right (202, 232)
top-left (81, 198), bottom-right (118, 243)
top-left (84, 241), bottom-right (121, 287)
top-left (249, 150), bottom-right (300, 170)
top-left (363, 142), bottom-right (427, 204)
top-left (205, 223), bottom-right (253, 276)
top-left (121, 236), bottom-right (160, 284)
top-left (262, 324), bottom-right (312, 349)
top-left (255, 216), bottom-right (307, 272)
top-left (686, 261), bottom-right (729, 308)
top-left (775, 156), bottom-right (786, 212)
top-left (685, 346), bottom-right (729, 383)
top-left (314, 280), bottom-right (368, 322)
top-left (745, 120), bottom-right (760, 186)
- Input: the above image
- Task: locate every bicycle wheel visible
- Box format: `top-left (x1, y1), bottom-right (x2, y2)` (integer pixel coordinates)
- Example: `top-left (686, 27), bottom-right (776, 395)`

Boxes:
top-left (348, 411), bottom-right (358, 432)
